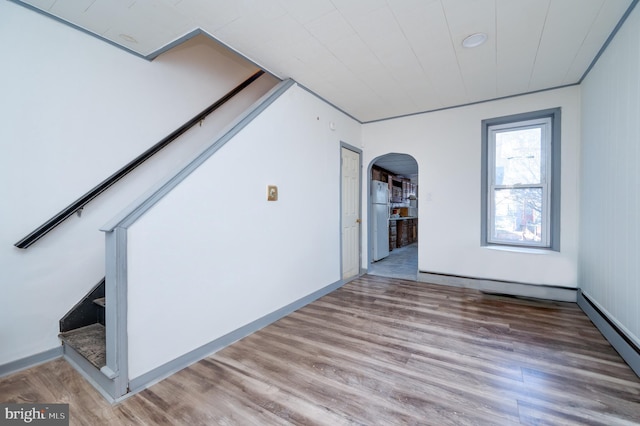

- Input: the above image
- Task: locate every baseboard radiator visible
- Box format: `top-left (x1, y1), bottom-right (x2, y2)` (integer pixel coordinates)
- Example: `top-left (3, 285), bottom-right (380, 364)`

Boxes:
top-left (577, 290), bottom-right (640, 378)
top-left (417, 271), bottom-right (577, 302)
top-left (418, 271), bottom-right (639, 378)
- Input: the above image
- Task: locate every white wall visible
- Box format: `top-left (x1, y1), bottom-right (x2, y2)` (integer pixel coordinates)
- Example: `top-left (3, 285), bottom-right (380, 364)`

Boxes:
top-left (362, 86), bottom-right (581, 288)
top-left (0, 1), bottom-right (278, 366)
top-left (124, 84), bottom-right (361, 379)
top-left (580, 5), bottom-right (640, 346)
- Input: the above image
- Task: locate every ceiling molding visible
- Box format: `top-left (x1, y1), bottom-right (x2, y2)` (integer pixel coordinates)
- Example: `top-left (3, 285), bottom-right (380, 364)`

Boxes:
top-left (12, 0), bottom-right (635, 122)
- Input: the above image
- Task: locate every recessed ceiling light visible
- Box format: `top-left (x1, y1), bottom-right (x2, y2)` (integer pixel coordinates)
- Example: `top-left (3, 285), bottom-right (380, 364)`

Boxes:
top-left (462, 33), bottom-right (487, 48)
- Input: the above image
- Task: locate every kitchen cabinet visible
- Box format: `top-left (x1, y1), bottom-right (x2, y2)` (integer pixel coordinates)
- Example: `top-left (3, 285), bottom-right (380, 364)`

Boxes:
top-left (407, 219), bottom-right (417, 245)
top-left (389, 218), bottom-right (418, 249)
top-left (389, 220), bottom-right (396, 251)
top-left (398, 220), bottom-right (408, 247)
top-left (371, 165), bottom-right (417, 205)
top-left (389, 178), bottom-right (403, 203)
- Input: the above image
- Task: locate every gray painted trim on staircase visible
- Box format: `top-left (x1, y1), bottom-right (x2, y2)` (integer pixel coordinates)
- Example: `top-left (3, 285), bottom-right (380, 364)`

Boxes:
top-left (0, 346), bottom-right (62, 378)
top-left (51, 228), bottom-right (128, 402)
top-left (127, 278), bottom-right (346, 396)
top-left (104, 227), bottom-right (129, 398)
top-left (63, 344), bottom-right (117, 403)
top-left (418, 271), bottom-right (577, 302)
top-left (577, 290), bottom-right (640, 378)
top-left (101, 78), bottom-right (295, 232)
top-left (96, 78), bottom-right (296, 401)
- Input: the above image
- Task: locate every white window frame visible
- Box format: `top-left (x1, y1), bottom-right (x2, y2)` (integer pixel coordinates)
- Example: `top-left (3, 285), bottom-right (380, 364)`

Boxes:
top-left (481, 108), bottom-right (561, 251)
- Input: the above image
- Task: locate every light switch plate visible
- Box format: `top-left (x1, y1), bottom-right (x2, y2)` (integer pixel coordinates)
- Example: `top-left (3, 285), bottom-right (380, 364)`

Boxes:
top-left (267, 185), bottom-right (278, 201)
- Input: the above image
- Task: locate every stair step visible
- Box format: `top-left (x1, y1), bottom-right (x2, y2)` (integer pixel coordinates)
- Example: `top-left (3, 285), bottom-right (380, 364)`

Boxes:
top-left (59, 323), bottom-right (106, 369)
top-left (93, 297), bottom-right (105, 307)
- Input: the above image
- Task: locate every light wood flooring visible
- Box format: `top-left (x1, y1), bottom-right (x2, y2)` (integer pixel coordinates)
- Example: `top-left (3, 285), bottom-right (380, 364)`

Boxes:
top-left (2, 275), bottom-right (640, 425)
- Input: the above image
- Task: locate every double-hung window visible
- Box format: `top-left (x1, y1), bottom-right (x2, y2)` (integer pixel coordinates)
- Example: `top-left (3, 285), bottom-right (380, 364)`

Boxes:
top-left (481, 108), bottom-right (560, 250)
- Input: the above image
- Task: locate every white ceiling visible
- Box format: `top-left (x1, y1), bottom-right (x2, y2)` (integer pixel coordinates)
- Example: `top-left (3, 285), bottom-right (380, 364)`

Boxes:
top-left (374, 154), bottom-right (419, 179)
top-left (19, 0), bottom-right (633, 126)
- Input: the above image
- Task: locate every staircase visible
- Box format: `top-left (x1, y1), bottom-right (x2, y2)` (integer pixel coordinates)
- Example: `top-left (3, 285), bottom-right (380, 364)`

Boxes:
top-left (44, 73), bottom-right (283, 401)
top-left (59, 279), bottom-right (107, 370)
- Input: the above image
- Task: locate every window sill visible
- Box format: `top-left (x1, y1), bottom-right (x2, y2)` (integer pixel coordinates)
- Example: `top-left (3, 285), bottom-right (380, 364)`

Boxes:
top-left (483, 245), bottom-right (553, 255)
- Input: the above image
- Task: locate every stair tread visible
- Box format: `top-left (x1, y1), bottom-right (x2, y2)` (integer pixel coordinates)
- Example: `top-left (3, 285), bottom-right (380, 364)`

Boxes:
top-left (59, 323), bottom-right (106, 369)
top-left (93, 297), bottom-right (105, 307)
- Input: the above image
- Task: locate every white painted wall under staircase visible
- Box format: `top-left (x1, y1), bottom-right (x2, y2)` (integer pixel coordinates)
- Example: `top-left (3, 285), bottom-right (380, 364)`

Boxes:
top-left (101, 82), bottom-right (361, 395)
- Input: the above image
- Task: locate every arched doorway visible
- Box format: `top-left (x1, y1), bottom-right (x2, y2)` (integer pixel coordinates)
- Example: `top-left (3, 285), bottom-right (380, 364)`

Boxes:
top-left (368, 153), bottom-right (419, 281)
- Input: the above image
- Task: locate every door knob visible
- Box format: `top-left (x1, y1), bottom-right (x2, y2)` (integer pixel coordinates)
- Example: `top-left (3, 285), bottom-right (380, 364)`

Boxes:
top-left (356, 219), bottom-right (361, 223)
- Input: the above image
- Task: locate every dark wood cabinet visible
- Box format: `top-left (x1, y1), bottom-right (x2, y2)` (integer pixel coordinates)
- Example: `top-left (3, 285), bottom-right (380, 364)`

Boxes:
top-left (390, 219), bottom-right (417, 249)
top-left (389, 220), bottom-right (396, 251)
top-left (406, 218), bottom-right (417, 245)
top-left (397, 220), bottom-right (408, 248)
top-left (372, 165), bottom-right (417, 205)
top-left (374, 165), bottom-right (419, 251)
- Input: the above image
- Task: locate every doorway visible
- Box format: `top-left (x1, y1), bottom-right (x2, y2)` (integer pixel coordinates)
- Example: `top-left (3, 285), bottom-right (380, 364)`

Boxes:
top-left (341, 144), bottom-right (362, 281)
top-left (368, 153), bottom-right (419, 281)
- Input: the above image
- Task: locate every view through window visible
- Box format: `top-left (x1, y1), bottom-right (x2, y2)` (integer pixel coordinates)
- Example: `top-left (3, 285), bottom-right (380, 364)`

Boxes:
top-left (482, 108), bottom-right (560, 250)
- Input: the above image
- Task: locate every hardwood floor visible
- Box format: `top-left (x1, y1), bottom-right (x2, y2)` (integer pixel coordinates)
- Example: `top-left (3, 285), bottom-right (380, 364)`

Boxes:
top-left (2, 275), bottom-right (640, 425)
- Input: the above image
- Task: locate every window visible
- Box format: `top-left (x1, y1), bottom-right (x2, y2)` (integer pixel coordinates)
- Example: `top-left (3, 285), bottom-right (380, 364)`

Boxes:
top-left (481, 108), bottom-right (560, 250)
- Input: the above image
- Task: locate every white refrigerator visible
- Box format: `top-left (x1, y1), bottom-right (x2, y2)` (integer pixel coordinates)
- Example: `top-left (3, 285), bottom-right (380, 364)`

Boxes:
top-left (371, 180), bottom-right (390, 261)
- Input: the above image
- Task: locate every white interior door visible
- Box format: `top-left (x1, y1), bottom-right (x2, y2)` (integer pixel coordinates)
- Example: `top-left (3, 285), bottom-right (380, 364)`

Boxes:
top-left (341, 147), bottom-right (361, 280)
